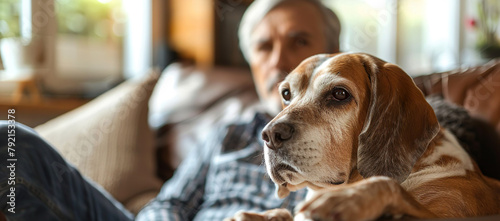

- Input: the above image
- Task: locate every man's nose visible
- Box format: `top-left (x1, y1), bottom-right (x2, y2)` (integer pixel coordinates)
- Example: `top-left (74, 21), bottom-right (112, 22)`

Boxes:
top-left (262, 122), bottom-right (294, 150)
top-left (270, 46), bottom-right (292, 72)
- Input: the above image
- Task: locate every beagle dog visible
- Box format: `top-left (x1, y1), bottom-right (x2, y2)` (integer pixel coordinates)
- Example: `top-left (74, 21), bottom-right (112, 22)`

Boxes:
top-left (226, 53), bottom-right (500, 221)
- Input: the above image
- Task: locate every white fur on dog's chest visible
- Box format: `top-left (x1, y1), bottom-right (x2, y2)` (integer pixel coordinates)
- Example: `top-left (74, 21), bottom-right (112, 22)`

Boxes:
top-left (401, 130), bottom-right (475, 191)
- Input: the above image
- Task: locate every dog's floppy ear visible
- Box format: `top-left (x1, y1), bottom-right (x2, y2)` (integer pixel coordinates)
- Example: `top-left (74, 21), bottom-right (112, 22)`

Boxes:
top-left (357, 54), bottom-right (440, 183)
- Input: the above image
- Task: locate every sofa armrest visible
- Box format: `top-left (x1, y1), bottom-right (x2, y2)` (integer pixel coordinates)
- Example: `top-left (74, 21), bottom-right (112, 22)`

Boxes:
top-left (413, 59), bottom-right (500, 131)
top-left (34, 70), bottom-right (163, 214)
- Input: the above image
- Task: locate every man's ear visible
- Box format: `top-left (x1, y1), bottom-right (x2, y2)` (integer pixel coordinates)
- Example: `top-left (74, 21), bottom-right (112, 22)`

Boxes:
top-left (357, 54), bottom-right (440, 183)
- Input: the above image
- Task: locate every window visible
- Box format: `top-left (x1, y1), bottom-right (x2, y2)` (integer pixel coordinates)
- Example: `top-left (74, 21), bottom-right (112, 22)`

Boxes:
top-left (0, 0), bottom-right (152, 97)
top-left (325, 0), bottom-right (492, 76)
top-left (55, 0), bottom-right (125, 80)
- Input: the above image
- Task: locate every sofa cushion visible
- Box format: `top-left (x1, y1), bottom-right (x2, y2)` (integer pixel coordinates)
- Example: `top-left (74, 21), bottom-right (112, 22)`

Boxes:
top-left (413, 59), bottom-right (500, 133)
top-left (34, 70), bottom-right (163, 214)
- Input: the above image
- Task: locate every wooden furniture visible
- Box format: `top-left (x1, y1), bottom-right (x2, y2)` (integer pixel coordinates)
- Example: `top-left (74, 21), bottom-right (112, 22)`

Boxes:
top-left (0, 73), bottom-right (89, 127)
top-left (0, 75), bottom-right (41, 103)
top-left (0, 96), bottom-right (89, 128)
top-left (167, 0), bottom-right (253, 67)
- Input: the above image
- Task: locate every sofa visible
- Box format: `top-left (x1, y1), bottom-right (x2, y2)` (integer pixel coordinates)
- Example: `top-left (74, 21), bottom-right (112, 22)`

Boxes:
top-left (31, 59), bottom-right (500, 217)
top-left (33, 63), bottom-right (260, 214)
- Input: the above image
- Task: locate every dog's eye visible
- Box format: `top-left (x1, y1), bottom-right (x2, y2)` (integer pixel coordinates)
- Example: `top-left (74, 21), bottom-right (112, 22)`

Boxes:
top-left (332, 88), bottom-right (350, 101)
top-left (282, 89), bottom-right (291, 102)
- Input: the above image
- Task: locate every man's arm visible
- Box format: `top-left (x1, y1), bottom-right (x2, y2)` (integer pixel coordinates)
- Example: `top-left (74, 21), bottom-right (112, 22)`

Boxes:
top-left (135, 128), bottom-right (220, 221)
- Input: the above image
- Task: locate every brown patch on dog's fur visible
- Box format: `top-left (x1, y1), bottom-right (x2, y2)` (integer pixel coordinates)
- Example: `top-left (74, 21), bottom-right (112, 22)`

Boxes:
top-left (435, 155), bottom-right (462, 167)
top-left (347, 169), bottom-right (364, 184)
top-left (412, 130), bottom-right (444, 172)
top-left (409, 171), bottom-right (500, 217)
top-left (420, 130), bottom-right (444, 159)
top-left (298, 72), bottom-right (310, 93)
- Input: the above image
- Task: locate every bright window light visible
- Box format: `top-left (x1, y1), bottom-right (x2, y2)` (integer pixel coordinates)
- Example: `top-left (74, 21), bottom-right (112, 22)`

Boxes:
top-left (98, 0), bottom-right (112, 4)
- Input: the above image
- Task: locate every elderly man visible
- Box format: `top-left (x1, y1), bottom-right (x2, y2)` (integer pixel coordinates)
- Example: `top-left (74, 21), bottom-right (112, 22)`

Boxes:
top-left (136, 0), bottom-right (340, 220)
top-left (0, 0), bottom-right (340, 220)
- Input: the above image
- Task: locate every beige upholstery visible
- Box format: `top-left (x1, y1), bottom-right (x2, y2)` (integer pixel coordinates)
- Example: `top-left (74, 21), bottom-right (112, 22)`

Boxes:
top-left (35, 71), bottom-right (163, 214)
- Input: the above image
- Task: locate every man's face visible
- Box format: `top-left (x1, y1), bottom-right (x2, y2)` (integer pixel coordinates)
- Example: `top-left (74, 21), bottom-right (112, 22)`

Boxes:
top-left (249, 0), bottom-right (332, 115)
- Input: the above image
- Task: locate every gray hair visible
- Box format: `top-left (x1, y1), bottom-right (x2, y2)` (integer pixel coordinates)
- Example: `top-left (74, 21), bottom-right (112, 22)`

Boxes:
top-left (238, 0), bottom-right (341, 62)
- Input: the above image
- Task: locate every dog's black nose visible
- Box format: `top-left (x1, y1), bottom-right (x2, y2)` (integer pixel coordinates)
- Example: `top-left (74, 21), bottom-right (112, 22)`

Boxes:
top-left (262, 122), bottom-right (294, 150)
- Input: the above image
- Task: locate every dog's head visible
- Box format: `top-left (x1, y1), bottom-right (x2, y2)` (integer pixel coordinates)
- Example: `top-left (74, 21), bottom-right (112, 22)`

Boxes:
top-left (262, 53), bottom-right (440, 198)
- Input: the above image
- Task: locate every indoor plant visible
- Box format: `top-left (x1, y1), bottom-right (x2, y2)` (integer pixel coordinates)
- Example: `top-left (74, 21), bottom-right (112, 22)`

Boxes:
top-left (475, 0), bottom-right (500, 59)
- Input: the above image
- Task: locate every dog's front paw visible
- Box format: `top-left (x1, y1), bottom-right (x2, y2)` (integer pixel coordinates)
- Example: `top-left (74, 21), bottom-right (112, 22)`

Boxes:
top-left (224, 209), bottom-right (293, 221)
top-left (294, 185), bottom-right (388, 221)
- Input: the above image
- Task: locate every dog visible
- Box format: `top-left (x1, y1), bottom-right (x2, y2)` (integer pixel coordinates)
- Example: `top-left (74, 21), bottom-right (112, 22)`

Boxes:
top-left (225, 53), bottom-right (500, 221)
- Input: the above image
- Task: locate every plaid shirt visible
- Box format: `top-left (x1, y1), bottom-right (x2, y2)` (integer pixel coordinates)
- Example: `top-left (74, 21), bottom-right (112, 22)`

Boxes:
top-left (136, 113), bottom-right (307, 221)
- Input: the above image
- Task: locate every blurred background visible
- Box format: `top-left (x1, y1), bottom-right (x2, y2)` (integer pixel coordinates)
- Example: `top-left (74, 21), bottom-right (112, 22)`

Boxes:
top-left (0, 0), bottom-right (499, 125)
